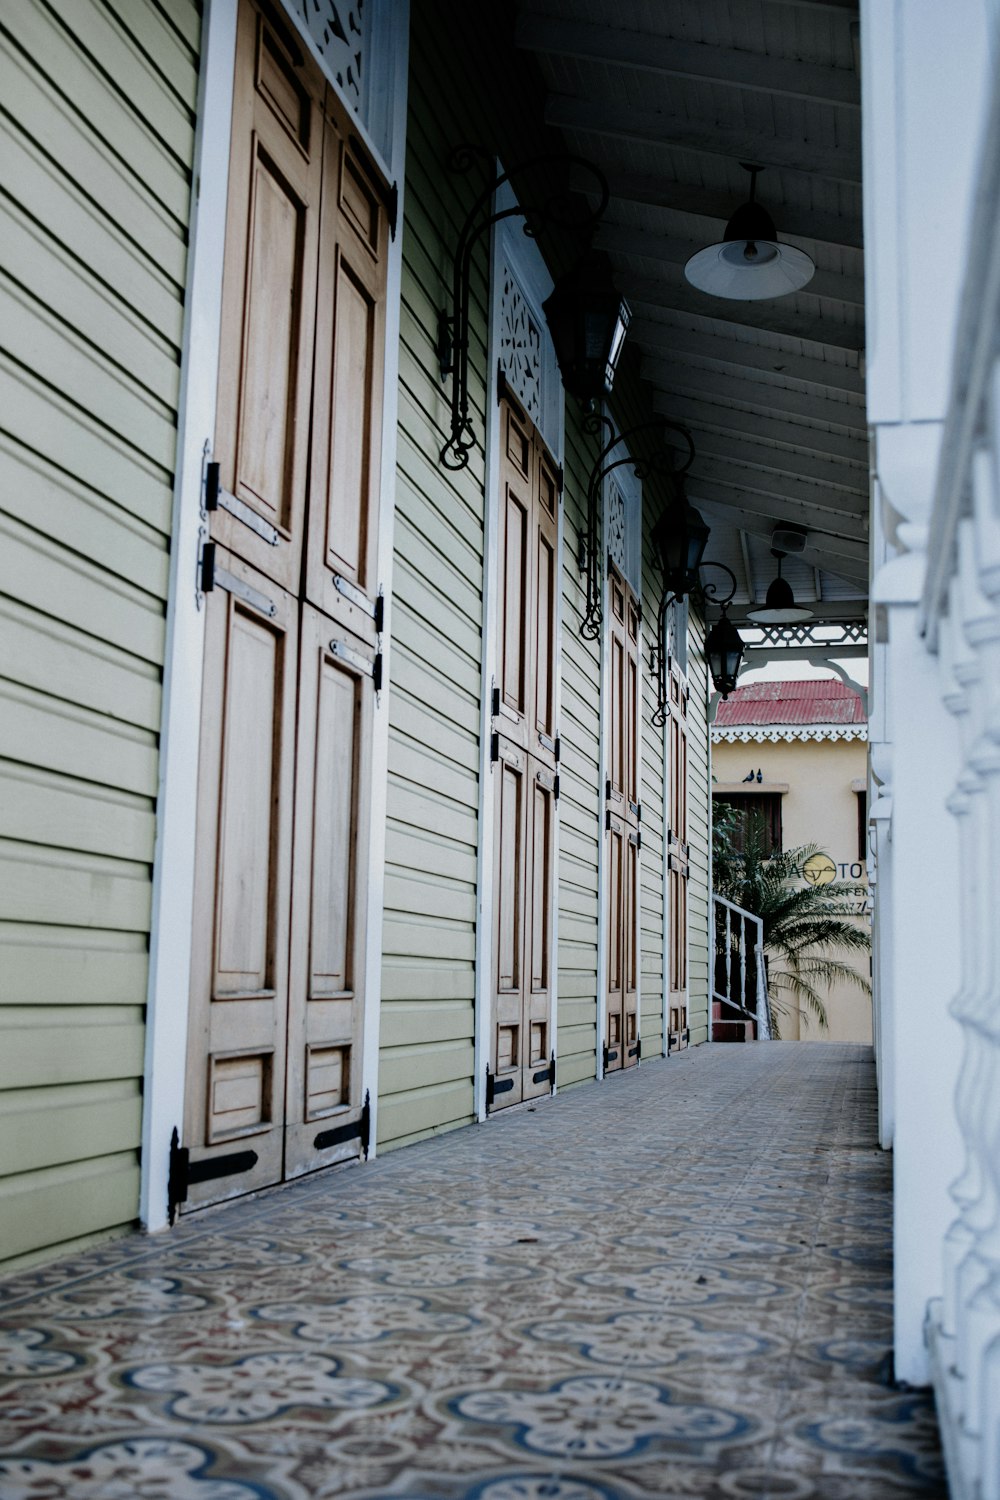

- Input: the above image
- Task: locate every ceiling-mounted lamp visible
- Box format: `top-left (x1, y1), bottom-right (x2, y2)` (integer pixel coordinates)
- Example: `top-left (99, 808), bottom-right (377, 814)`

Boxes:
top-left (684, 164), bottom-right (815, 301)
top-left (746, 547), bottom-right (815, 624)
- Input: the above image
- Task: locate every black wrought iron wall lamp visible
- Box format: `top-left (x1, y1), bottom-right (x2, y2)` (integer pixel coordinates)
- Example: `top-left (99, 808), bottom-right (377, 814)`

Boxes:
top-left (436, 147), bottom-right (627, 469)
top-left (579, 415), bottom-right (695, 640)
top-left (649, 485), bottom-right (746, 724)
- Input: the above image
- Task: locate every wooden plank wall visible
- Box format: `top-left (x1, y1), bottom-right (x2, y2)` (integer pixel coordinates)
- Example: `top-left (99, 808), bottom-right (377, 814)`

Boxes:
top-left (379, 0), bottom-right (711, 1145)
top-left (0, 0), bottom-right (200, 1266)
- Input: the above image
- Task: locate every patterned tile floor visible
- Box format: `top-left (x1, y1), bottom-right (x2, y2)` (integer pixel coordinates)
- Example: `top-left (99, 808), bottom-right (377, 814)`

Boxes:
top-left (0, 1043), bottom-right (946, 1499)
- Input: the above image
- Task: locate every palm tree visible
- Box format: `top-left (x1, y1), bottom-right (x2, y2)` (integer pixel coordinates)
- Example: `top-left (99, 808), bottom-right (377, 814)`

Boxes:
top-left (713, 811), bottom-right (871, 1036)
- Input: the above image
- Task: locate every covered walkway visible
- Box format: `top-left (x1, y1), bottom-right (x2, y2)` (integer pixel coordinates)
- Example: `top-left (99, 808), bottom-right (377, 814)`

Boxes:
top-left (0, 1045), bottom-right (943, 1499)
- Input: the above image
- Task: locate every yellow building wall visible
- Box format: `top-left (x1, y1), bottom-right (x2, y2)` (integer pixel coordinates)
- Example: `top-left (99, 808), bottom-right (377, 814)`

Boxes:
top-left (713, 734), bottom-right (871, 1044)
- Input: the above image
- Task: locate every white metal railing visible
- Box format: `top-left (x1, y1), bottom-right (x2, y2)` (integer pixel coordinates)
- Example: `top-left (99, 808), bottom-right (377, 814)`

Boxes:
top-left (711, 893), bottom-right (771, 1041)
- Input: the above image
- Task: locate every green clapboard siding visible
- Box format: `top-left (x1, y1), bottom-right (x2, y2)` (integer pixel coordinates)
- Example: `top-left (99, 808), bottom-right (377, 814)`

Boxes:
top-left (0, 0), bottom-right (200, 1269)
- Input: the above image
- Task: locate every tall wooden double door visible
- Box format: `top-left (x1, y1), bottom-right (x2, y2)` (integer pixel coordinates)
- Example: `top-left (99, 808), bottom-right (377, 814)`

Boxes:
top-left (604, 568), bottom-right (641, 1072)
top-left (182, 0), bottom-right (389, 1209)
top-left (489, 395), bottom-right (560, 1109)
top-left (667, 651), bottom-right (690, 1049)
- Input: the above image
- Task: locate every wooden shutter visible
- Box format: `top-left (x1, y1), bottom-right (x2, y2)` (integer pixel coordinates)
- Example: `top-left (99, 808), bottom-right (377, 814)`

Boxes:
top-left (284, 606), bottom-right (374, 1178)
top-left (305, 97), bottom-right (388, 646)
top-left (490, 400), bottom-right (560, 1108)
top-left (668, 661), bottom-right (690, 1047)
top-left (604, 572), bottom-right (641, 1071)
top-left (186, 0), bottom-right (388, 1207)
top-left (213, 0), bottom-right (322, 593)
top-left (185, 550), bottom-right (298, 1204)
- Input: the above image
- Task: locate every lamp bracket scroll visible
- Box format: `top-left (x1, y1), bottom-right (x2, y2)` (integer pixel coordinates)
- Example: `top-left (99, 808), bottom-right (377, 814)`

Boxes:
top-left (579, 413), bottom-right (695, 641)
top-left (436, 147), bottom-right (610, 471)
top-left (651, 562), bottom-right (742, 728)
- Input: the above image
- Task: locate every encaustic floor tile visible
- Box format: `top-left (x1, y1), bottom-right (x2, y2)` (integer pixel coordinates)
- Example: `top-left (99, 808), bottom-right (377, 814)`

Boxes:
top-left (0, 1044), bottom-right (946, 1498)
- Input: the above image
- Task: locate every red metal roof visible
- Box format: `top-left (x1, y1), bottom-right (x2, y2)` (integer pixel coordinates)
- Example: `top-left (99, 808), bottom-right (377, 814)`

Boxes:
top-left (715, 679), bottom-right (866, 727)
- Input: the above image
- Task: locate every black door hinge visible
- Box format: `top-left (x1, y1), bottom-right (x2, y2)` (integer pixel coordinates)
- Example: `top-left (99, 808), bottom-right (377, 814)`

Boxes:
top-left (491, 686), bottom-right (500, 718)
top-left (637, 832), bottom-right (642, 851)
top-left (167, 1126), bottom-right (258, 1227)
top-left (603, 1042), bottom-right (619, 1071)
top-left (550, 1050), bottom-right (556, 1093)
top-left (553, 774), bottom-right (560, 804)
top-left (205, 460), bottom-right (220, 510)
top-left (491, 731), bottom-right (499, 763)
top-left (605, 777), bottom-right (612, 802)
top-left (387, 181), bottom-right (399, 240)
top-left (554, 465), bottom-right (564, 494)
top-left (554, 735), bottom-right (561, 763)
top-left (485, 1066), bottom-right (494, 1113)
top-left (373, 652), bottom-right (383, 693)
top-left (374, 593), bottom-right (385, 633)
top-left (605, 809), bottom-right (611, 831)
top-left (361, 1089), bottom-right (371, 1159)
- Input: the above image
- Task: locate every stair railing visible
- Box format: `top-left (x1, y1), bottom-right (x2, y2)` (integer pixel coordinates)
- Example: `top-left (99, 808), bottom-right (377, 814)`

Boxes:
top-left (711, 893), bottom-right (771, 1041)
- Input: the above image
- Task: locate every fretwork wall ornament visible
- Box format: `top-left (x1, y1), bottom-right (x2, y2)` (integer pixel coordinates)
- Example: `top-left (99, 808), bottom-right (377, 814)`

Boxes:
top-left (287, 0), bottom-right (366, 112)
top-left (744, 618), bottom-right (868, 650)
top-left (498, 265), bottom-right (542, 424)
top-left (606, 476), bottom-right (627, 578)
top-left (712, 724), bottom-right (868, 744)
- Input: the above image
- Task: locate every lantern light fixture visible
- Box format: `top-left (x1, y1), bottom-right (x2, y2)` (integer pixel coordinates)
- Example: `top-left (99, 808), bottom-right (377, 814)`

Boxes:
top-left (649, 483), bottom-right (746, 721)
top-left (684, 164), bottom-right (815, 302)
top-left (543, 249), bottom-right (631, 406)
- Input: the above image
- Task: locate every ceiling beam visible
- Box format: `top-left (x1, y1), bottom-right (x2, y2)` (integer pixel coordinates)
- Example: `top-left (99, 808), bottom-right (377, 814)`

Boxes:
top-left (629, 297), bottom-right (863, 355)
top-left (571, 171), bottom-right (863, 251)
top-left (516, 14), bottom-right (860, 109)
top-left (694, 452), bottom-right (867, 510)
top-left (686, 428), bottom-right (867, 494)
top-left (645, 362), bottom-right (866, 431)
top-left (546, 95), bottom-right (863, 185)
top-left (596, 224), bottom-right (865, 306)
top-left (633, 319), bottom-right (865, 392)
top-left (652, 391), bottom-right (868, 464)
top-left (692, 485), bottom-right (868, 554)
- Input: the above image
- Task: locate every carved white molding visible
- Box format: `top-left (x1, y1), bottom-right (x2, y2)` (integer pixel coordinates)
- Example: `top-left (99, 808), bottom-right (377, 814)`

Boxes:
top-left (498, 264), bottom-right (542, 425)
top-left (606, 476), bottom-right (627, 577)
top-left (286, 0), bottom-right (367, 111)
top-left (711, 724), bottom-right (868, 744)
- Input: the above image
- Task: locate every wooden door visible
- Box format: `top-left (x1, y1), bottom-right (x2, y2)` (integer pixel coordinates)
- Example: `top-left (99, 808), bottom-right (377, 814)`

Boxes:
top-left (185, 0), bottom-right (388, 1209)
top-left (490, 395), bottom-right (559, 1110)
top-left (604, 571), bottom-right (640, 1072)
top-left (284, 606), bottom-right (374, 1178)
top-left (184, 549), bottom-right (298, 1205)
top-left (667, 658), bottom-right (690, 1050)
top-left (211, 0), bottom-right (323, 594)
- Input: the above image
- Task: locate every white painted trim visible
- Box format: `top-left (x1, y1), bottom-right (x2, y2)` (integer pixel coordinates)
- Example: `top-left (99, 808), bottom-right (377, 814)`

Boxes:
top-left (140, 0), bottom-right (238, 1232)
top-left (473, 220), bottom-right (505, 1124)
top-left (661, 706), bottom-right (670, 1055)
top-left (706, 702), bottom-right (715, 1045)
top-left (711, 724), bottom-right (868, 743)
top-left (358, 0), bottom-right (409, 1159)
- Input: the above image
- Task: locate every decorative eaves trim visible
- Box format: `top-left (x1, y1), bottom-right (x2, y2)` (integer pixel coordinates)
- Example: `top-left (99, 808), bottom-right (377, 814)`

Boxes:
top-left (711, 724), bottom-right (869, 744)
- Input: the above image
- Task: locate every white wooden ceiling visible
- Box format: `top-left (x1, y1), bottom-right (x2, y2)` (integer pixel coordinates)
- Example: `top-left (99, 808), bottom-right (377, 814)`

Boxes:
top-left (516, 0), bottom-right (868, 623)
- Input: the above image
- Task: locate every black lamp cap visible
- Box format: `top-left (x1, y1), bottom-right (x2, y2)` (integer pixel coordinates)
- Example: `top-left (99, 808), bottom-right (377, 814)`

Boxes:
top-left (762, 573), bottom-right (796, 610)
top-left (724, 198), bottom-right (778, 245)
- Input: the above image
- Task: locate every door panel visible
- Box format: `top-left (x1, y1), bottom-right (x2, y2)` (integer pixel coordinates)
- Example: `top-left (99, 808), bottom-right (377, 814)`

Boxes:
top-left (213, 0), bottom-right (322, 593)
top-left (523, 765), bottom-right (555, 1100)
top-left (285, 605), bottom-right (374, 1177)
top-left (604, 810), bottom-right (625, 1072)
top-left (185, 548), bottom-right (297, 1205)
top-left (605, 569), bottom-right (641, 1072)
top-left (492, 738), bottom-right (528, 1107)
top-left (305, 107), bottom-right (388, 645)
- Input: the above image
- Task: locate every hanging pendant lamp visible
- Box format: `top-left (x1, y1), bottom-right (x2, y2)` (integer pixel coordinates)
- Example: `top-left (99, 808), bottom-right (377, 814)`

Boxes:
top-left (746, 550), bottom-right (814, 624)
top-left (684, 165), bottom-right (815, 301)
